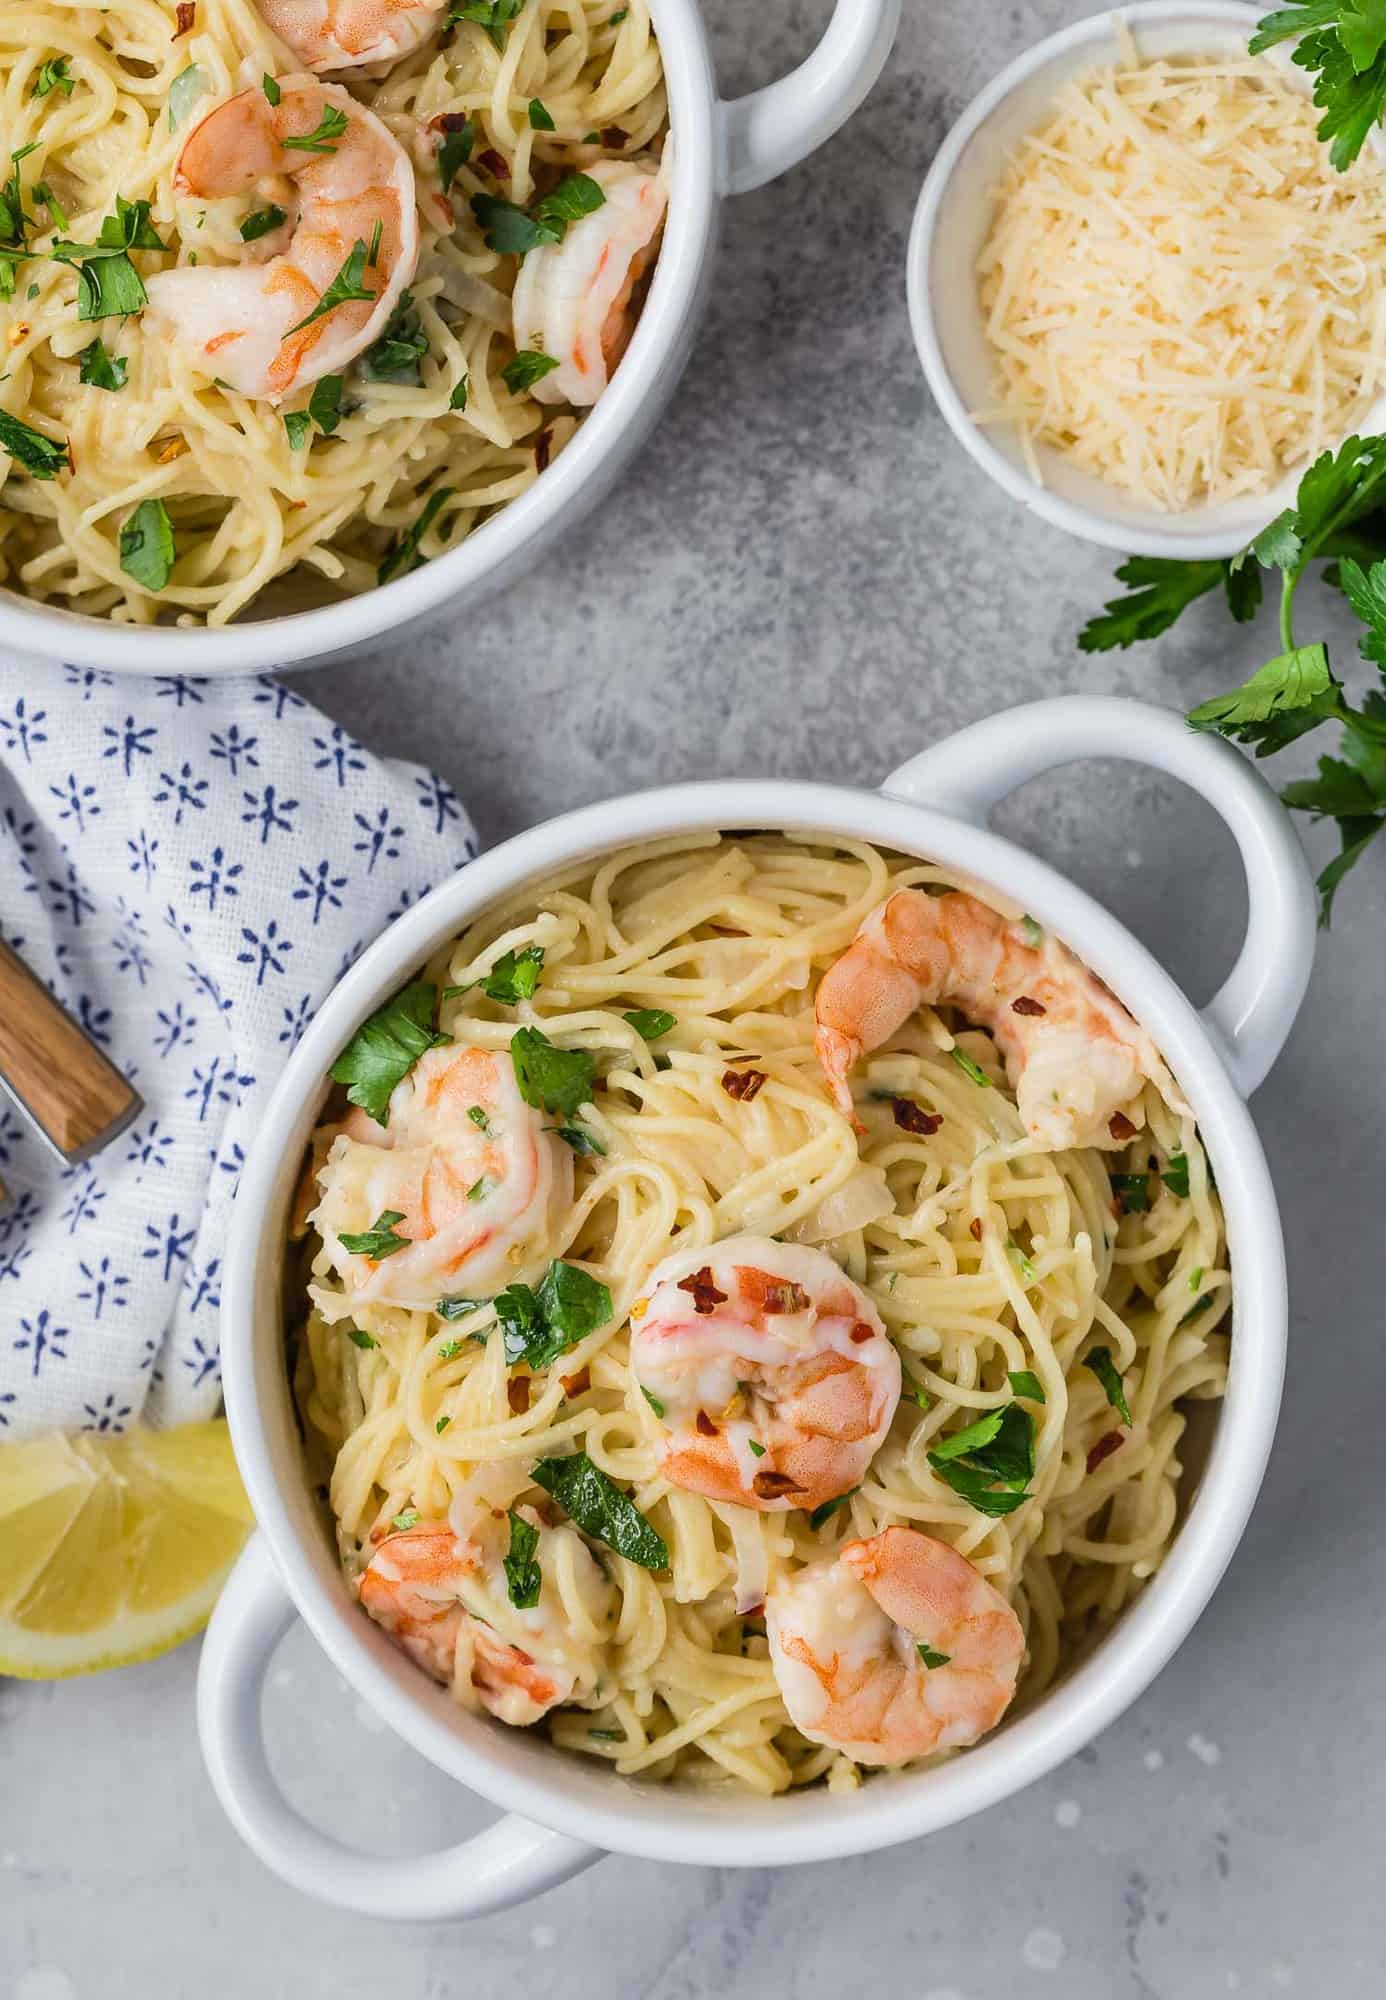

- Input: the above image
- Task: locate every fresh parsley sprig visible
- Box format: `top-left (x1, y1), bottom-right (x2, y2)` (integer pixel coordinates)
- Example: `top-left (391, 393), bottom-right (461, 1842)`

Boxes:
top-left (1250, 4), bottom-right (1386, 169)
top-left (1080, 435), bottom-right (1386, 922)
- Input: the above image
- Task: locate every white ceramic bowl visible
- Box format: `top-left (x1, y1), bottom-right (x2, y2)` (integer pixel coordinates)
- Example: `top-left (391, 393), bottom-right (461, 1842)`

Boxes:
top-left (203, 694), bottom-right (1315, 1921)
top-left (907, 2), bottom-right (1386, 558)
top-left (0, 0), bottom-right (899, 678)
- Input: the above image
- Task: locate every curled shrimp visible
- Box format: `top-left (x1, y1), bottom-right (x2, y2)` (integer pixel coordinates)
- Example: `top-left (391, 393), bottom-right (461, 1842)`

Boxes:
top-left (145, 79), bottom-right (418, 402)
top-left (510, 157), bottom-right (668, 407)
top-left (359, 1505), bottom-right (614, 1724)
top-left (815, 889), bottom-right (1167, 1150)
top-left (311, 1043), bottom-right (571, 1309)
top-left (629, 1234), bottom-right (901, 1514)
top-left (257, 0), bottom-right (446, 73)
top-left (766, 1526), bottom-right (1025, 1765)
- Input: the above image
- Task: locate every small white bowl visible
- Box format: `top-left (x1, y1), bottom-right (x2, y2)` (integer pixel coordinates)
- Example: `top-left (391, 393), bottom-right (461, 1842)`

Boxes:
top-left (907, 2), bottom-right (1386, 558)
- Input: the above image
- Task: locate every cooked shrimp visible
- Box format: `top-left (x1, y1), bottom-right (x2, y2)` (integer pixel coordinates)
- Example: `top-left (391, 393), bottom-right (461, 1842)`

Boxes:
top-left (630, 1235), bottom-right (901, 1514)
top-left (359, 1506), bottom-right (614, 1725)
top-left (145, 80), bottom-right (418, 402)
top-left (311, 1044), bottom-right (571, 1309)
top-left (510, 157), bottom-right (668, 407)
top-left (257, 0), bottom-right (445, 73)
top-left (815, 888), bottom-right (1166, 1150)
top-left (766, 1526), bottom-right (1025, 1765)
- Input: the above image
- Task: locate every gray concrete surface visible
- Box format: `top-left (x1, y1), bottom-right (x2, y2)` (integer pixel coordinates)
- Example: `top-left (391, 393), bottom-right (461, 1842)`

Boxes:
top-left (4, 2), bottom-right (1382, 1994)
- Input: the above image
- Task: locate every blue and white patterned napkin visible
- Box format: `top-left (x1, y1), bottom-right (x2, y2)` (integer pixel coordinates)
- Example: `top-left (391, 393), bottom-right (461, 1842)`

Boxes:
top-left (0, 663), bottom-right (476, 1442)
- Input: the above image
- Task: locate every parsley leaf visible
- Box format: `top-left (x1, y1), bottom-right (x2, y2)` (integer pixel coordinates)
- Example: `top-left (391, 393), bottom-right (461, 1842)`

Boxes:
top-left (0, 408), bottom-right (68, 479)
top-left (118, 498), bottom-right (177, 591)
top-left (484, 944), bottom-right (544, 1003)
top-left (1007, 1368), bottom-right (1046, 1403)
top-left (472, 174), bottom-right (604, 257)
top-left (32, 56), bottom-right (74, 99)
top-left (286, 239), bottom-right (374, 335)
top-left (503, 1508), bottom-right (542, 1607)
top-left (376, 485), bottom-right (457, 586)
top-left (495, 1259), bottom-right (612, 1369)
top-left (950, 1047), bottom-right (991, 1088)
top-left (531, 1452), bottom-right (668, 1569)
top-left (806, 1487), bottom-right (859, 1530)
top-left (77, 338), bottom-right (127, 391)
top-left (1077, 556), bottom-right (1254, 652)
top-left (436, 1296), bottom-right (488, 1323)
top-left (307, 373), bottom-right (344, 434)
top-left (624, 1008), bottom-right (675, 1040)
top-left (240, 204), bottom-right (287, 243)
top-left (917, 1644), bottom-right (951, 1669)
top-left (1110, 1171), bottom-right (1151, 1214)
top-left (170, 64), bottom-right (207, 129)
top-left (1188, 645), bottom-right (1343, 756)
top-left (345, 1325), bottom-right (377, 1350)
top-left (531, 171), bottom-right (605, 233)
top-left (554, 1123), bottom-right (607, 1156)
top-left (528, 98), bottom-right (555, 130)
top-left (449, 374), bottom-right (469, 411)
top-left (1083, 1345), bottom-right (1132, 1426)
top-left (510, 1025), bottom-right (595, 1114)
top-left (437, 117), bottom-right (474, 192)
top-left (361, 289), bottom-right (428, 384)
top-left (339, 1209), bottom-right (410, 1259)
top-left (262, 73), bottom-right (282, 105)
top-left (449, 0), bottom-right (525, 52)
top-left (283, 105), bottom-right (349, 154)
top-left (283, 409), bottom-right (311, 449)
top-left (328, 979), bottom-right (449, 1124)
top-left (1160, 1153), bottom-right (1191, 1199)
top-left (640, 1384), bottom-right (665, 1419)
top-left (928, 1403), bottom-right (1034, 1516)
top-left (392, 1508), bottom-right (419, 1530)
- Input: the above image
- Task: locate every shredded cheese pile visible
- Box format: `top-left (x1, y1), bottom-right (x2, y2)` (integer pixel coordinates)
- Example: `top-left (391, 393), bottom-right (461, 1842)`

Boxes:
top-left (976, 54), bottom-right (1386, 511)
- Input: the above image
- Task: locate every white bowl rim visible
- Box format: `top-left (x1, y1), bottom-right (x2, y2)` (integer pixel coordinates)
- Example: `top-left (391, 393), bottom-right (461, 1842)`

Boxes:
top-left (0, 0), bottom-right (720, 676)
top-left (906, 0), bottom-right (1347, 560)
top-left (221, 764), bottom-right (1288, 1868)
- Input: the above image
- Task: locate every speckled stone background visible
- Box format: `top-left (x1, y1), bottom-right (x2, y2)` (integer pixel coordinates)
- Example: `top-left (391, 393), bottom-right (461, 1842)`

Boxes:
top-left (4, 2), bottom-right (1383, 1994)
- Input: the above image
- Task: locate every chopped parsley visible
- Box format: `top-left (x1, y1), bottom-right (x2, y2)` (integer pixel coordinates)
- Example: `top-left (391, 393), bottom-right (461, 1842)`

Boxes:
top-left (494, 1259), bottom-right (612, 1370)
top-left (449, 0), bottom-right (525, 52)
top-left (553, 1124), bottom-right (607, 1156)
top-left (746, 1439), bottom-right (766, 1458)
top-left (32, 56), bottom-right (75, 99)
top-left (283, 409), bottom-right (311, 449)
top-left (640, 1384), bottom-right (665, 1419)
top-left (283, 105), bottom-right (349, 154)
top-left (528, 98), bottom-right (555, 130)
top-left (1007, 1368), bottom-right (1046, 1403)
top-left (435, 1413), bottom-right (451, 1434)
top-left (1111, 1171), bottom-right (1151, 1214)
top-left (510, 1025), bottom-right (595, 1115)
top-left (807, 1487), bottom-right (860, 1531)
top-left (1160, 1153), bottom-right (1191, 1199)
top-left (361, 289), bottom-right (428, 384)
top-left (391, 1508), bottom-right (420, 1530)
top-left (262, 74), bottom-right (282, 106)
top-left (482, 944), bottom-right (544, 1003)
top-left (437, 117), bottom-right (474, 193)
top-left (503, 1508), bottom-right (542, 1607)
top-left (1083, 1346), bottom-right (1132, 1427)
top-left (0, 408), bottom-right (68, 480)
top-left (927, 1403), bottom-right (1035, 1517)
top-left (286, 238), bottom-right (374, 334)
top-left (1020, 915), bottom-right (1044, 948)
top-left (436, 1296), bottom-right (488, 1323)
top-left (624, 1008), bottom-right (676, 1040)
top-left (118, 498), bottom-right (177, 591)
top-left (467, 1105), bottom-right (490, 1132)
top-left (466, 1175), bottom-right (493, 1202)
top-left (472, 173), bottom-right (605, 257)
top-left (328, 979), bottom-right (449, 1123)
top-left (345, 1325), bottom-right (377, 1350)
top-left (449, 374), bottom-right (469, 411)
top-left (339, 1209), bottom-right (410, 1260)
top-left (502, 348), bottom-right (560, 393)
top-left (169, 63), bottom-right (207, 130)
top-left (531, 1452), bottom-right (668, 1570)
top-left (917, 1644), bottom-right (951, 1669)
top-left (307, 373), bottom-right (344, 434)
top-left (950, 1047), bottom-right (992, 1088)
top-left (240, 204), bottom-right (287, 243)
top-left (376, 484), bottom-right (457, 586)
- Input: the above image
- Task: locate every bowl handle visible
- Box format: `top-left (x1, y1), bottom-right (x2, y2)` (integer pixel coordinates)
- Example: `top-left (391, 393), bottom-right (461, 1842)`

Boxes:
top-left (880, 696), bottom-right (1316, 1098)
top-left (197, 1535), bottom-right (603, 1921)
top-left (718, 0), bottom-right (901, 196)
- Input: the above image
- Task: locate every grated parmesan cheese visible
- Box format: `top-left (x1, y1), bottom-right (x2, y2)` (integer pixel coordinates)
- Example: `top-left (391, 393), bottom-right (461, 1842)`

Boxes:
top-left (975, 54), bottom-right (1386, 510)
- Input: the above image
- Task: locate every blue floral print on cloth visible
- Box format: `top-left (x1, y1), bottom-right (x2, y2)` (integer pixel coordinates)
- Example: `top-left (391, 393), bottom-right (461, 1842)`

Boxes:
top-left (0, 663), bottom-right (476, 1441)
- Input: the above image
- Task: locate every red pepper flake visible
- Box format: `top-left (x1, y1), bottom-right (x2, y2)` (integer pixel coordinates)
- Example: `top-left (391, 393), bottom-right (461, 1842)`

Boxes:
top-left (1109, 1111), bottom-right (1137, 1142)
top-left (892, 1097), bottom-right (942, 1135)
top-left (600, 125), bottom-right (628, 149)
top-left (969, 1218), bottom-right (983, 1241)
top-left (533, 427), bottom-right (552, 473)
top-left (1011, 995), bottom-right (1046, 1017)
top-left (848, 1321), bottom-right (875, 1345)
top-left (478, 147), bottom-right (508, 179)
top-left (1086, 1429), bottom-right (1126, 1474)
top-left (173, 1), bottom-right (195, 34)
top-left (560, 1365), bottom-right (590, 1397)
top-left (722, 1067), bottom-right (766, 1102)
top-left (738, 1269), bottom-right (809, 1315)
top-left (752, 1468), bottom-right (804, 1500)
top-left (431, 110), bottom-right (472, 133)
top-left (507, 1376), bottom-right (529, 1415)
top-left (678, 1266), bottom-right (728, 1315)
top-left (695, 1409), bottom-right (719, 1437)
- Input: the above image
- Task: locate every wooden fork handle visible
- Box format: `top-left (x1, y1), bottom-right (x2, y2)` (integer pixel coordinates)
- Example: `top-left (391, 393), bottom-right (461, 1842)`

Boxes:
top-left (0, 939), bottom-right (142, 1165)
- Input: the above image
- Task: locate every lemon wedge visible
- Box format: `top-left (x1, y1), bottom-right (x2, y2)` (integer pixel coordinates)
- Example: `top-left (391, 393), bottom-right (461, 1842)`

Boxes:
top-left (0, 1421), bottom-right (253, 1678)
